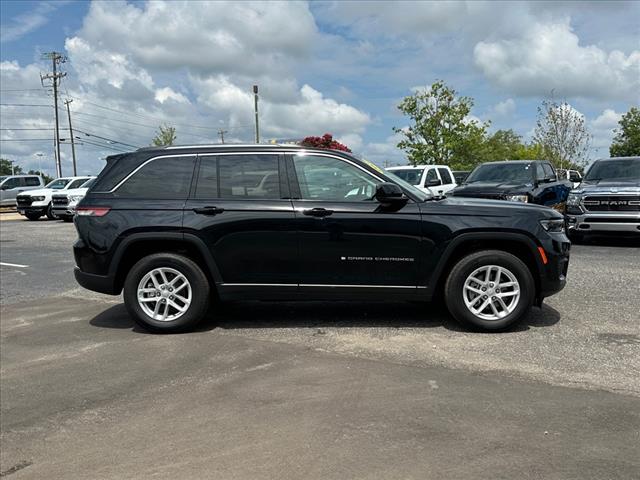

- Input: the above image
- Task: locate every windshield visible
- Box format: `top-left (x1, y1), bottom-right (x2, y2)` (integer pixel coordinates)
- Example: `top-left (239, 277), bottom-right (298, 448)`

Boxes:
top-left (81, 178), bottom-right (96, 188)
top-left (0, 176), bottom-right (7, 184)
top-left (45, 179), bottom-right (71, 189)
top-left (389, 168), bottom-right (424, 185)
top-left (465, 163), bottom-right (533, 184)
top-left (584, 159), bottom-right (640, 181)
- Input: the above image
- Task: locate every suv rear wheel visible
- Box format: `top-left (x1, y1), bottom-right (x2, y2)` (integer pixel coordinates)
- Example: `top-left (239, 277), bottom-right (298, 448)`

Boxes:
top-left (444, 250), bottom-right (534, 331)
top-left (123, 253), bottom-right (211, 333)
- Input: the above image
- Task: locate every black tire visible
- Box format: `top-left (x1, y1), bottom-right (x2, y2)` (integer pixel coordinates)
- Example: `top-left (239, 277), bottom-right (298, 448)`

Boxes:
top-left (61, 216), bottom-right (74, 222)
top-left (444, 250), bottom-right (535, 332)
top-left (25, 212), bottom-right (41, 220)
top-left (123, 253), bottom-right (211, 333)
top-left (45, 203), bottom-right (57, 220)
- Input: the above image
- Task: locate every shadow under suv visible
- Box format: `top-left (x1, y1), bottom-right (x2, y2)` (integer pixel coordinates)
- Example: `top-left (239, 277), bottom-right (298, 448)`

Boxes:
top-left (74, 144), bottom-right (570, 332)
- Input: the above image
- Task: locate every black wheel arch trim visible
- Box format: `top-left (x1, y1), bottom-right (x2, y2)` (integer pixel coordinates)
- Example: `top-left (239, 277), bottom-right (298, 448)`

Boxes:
top-left (426, 231), bottom-right (543, 299)
top-left (108, 231), bottom-right (223, 286)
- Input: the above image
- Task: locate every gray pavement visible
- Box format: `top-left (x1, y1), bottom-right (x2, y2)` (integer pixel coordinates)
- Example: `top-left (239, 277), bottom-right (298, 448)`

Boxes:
top-left (1, 218), bottom-right (640, 479)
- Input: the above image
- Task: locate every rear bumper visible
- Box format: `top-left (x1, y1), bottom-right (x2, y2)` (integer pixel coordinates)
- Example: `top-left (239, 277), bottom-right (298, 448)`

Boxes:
top-left (74, 268), bottom-right (120, 295)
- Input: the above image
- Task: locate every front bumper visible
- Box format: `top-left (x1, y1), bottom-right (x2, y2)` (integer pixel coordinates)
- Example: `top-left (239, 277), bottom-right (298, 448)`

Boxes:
top-left (566, 212), bottom-right (640, 234)
top-left (52, 205), bottom-right (76, 218)
top-left (538, 234), bottom-right (570, 299)
top-left (17, 206), bottom-right (47, 216)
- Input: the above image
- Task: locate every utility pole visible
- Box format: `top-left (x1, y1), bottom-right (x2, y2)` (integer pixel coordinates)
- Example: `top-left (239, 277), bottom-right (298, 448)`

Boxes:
top-left (253, 85), bottom-right (259, 144)
top-left (217, 128), bottom-right (228, 144)
top-left (64, 99), bottom-right (77, 175)
top-left (41, 52), bottom-right (66, 177)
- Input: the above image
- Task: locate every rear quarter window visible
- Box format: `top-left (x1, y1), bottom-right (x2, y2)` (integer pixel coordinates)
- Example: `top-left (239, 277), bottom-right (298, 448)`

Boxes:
top-left (438, 168), bottom-right (453, 184)
top-left (24, 177), bottom-right (41, 186)
top-left (115, 156), bottom-right (196, 198)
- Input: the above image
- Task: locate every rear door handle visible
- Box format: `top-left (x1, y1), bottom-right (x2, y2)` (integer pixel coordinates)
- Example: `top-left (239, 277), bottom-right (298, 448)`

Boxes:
top-left (303, 207), bottom-right (333, 217)
top-left (193, 206), bottom-right (224, 216)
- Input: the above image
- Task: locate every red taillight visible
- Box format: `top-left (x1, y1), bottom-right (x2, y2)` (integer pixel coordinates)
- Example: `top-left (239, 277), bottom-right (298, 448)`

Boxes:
top-left (76, 206), bottom-right (111, 217)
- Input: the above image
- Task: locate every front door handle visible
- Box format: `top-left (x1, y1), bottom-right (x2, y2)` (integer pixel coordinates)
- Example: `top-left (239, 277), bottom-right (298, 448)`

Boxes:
top-left (303, 207), bottom-right (333, 217)
top-left (193, 206), bottom-right (224, 216)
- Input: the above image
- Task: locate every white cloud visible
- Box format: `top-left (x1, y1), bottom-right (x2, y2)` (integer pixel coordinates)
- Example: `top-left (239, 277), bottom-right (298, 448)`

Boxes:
top-left (490, 98), bottom-right (516, 118)
top-left (590, 108), bottom-right (622, 154)
top-left (474, 21), bottom-right (640, 102)
top-left (72, 1), bottom-right (317, 76)
top-left (0, 1), bottom-right (68, 42)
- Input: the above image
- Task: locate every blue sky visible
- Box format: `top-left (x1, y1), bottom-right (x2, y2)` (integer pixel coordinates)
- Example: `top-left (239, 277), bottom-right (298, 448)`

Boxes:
top-left (1, 0), bottom-right (639, 176)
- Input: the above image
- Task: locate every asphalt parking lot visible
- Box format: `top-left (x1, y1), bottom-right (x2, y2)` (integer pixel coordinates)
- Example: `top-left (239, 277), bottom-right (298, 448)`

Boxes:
top-left (1, 217), bottom-right (639, 479)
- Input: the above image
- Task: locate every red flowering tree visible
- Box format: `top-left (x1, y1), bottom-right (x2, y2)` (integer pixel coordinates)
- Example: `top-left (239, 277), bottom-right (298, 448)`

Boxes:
top-left (299, 133), bottom-right (351, 152)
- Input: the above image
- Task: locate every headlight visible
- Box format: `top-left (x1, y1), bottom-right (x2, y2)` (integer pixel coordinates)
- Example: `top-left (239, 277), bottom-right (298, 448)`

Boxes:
top-left (540, 218), bottom-right (566, 233)
top-left (506, 195), bottom-right (528, 203)
top-left (567, 193), bottom-right (581, 206)
top-left (68, 195), bottom-right (84, 203)
top-left (31, 196), bottom-right (45, 201)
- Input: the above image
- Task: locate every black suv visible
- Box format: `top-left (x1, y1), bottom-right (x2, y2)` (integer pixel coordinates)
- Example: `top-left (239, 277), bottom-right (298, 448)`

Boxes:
top-left (451, 160), bottom-right (572, 210)
top-left (74, 145), bottom-right (570, 332)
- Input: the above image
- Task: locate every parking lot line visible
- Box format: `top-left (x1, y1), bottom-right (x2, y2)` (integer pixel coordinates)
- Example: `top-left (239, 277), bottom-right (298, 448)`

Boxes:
top-left (0, 262), bottom-right (29, 268)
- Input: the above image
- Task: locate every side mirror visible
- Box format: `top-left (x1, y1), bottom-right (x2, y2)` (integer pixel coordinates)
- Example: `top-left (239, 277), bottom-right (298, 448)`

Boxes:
top-left (425, 178), bottom-right (442, 187)
top-left (569, 173), bottom-right (581, 182)
top-left (375, 182), bottom-right (406, 204)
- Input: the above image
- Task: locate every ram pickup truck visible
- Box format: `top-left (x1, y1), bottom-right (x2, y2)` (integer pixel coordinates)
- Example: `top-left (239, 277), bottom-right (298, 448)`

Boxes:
top-left (16, 176), bottom-right (93, 220)
top-left (565, 156), bottom-right (640, 241)
top-left (450, 160), bottom-right (572, 211)
top-left (51, 178), bottom-right (96, 221)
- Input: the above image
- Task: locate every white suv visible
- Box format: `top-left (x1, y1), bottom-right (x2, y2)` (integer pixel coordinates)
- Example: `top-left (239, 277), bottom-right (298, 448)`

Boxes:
top-left (387, 165), bottom-right (457, 195)
top-left (51, 178), bottom-right (96, 221)
top-left (16, 176), bottom-right (93, 220)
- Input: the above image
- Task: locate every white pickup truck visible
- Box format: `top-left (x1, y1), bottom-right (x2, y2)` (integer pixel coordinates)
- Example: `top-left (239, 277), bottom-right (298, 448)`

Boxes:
top-left (51, 178), bottom-right (96, 221)
top-left (16, 176), bottom-right (93, 220)
top-left (387, 165), bottom-right (457, 195)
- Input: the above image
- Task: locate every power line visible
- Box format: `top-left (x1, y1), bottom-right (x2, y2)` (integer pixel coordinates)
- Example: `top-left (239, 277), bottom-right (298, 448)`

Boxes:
top-left (74, 129), bottom-right (140, 149)
top-left (0, 103), bottom-right (53, 107)
top-left (0, 138), bottom-right (60, 142)
top-left (64, 99), bottom-right (77, 175)
top-left (0, 128), bottom-right (56, 130)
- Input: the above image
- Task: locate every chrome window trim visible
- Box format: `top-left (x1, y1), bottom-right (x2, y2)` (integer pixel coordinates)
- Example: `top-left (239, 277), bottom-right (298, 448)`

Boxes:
top-left (108, 150), bottom-right (384, 194)
top-left (291, 150), bottom-right (385, 187)
top-left (107, 154), bottom-right (198, 193)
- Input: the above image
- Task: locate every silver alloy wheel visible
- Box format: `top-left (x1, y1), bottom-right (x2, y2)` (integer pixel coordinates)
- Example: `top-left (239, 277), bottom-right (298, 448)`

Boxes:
top-left (462, 265), bottom-right (520, 321)
top-left (137, 267), bottom-right (192, 322)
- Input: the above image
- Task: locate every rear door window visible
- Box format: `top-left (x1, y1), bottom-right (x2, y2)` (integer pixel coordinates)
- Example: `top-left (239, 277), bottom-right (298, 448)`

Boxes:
top-left (195, 154), bottom-right (280, 199)
top-left (24, 177), bottom-right (41, 186)
top-left (424, 168), bottom-right (438, 184)
top-left (116, 156), bottom-right (196, 198)
top-left (437, 168), bottom-right (453, 185)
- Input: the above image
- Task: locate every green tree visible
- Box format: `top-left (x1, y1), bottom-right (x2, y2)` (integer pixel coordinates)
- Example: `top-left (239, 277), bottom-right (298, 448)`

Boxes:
top-left (610, 107), bottom-right (640, 157)
top-left (28, 169), bottom-right (53, 184)
top-left (394, 80), bottom-right (489, 166)
top-left (533, 99), bottom-right (591, 169)
top-left (151, 124), bottom-right (177, 146)
top-left (0, 158), bottom-right (23, 176)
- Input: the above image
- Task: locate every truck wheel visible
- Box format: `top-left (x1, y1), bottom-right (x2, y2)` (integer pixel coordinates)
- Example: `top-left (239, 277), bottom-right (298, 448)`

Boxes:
top-left (25, 212), bottom-right (41, 221)
top-left (123, 253), bottom-right (210, 333)
top-left (45, 203), bottom-right (57, 220)
top-left (444, 250), bottom-right (534, 331)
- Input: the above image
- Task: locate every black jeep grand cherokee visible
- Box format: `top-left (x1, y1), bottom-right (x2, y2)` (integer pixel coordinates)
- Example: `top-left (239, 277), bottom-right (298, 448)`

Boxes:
top-left (74, 144), bottom-right (569, 332)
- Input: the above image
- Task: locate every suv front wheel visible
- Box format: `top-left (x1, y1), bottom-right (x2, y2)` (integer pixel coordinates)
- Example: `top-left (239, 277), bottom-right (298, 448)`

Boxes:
top-left (123, 253), bottom-right (211, 333)
top-left (444, 250), bottom-right (534, 331)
